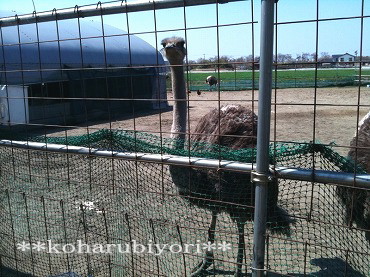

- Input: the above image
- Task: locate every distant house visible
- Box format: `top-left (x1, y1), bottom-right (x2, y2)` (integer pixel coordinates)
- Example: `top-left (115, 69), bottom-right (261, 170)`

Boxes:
top-left (332, 53), bottom-right (356, 66)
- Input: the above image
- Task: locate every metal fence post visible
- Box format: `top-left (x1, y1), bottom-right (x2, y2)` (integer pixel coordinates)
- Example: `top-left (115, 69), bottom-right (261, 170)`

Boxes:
top-left (252, 0), bottom-right (276, 276)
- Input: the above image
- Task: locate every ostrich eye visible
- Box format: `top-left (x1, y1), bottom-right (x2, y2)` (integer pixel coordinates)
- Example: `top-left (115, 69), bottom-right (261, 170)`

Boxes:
top-left (178, 41), bottom-right (185, 48)
top-left (161, 43), bottom-right (166, 48)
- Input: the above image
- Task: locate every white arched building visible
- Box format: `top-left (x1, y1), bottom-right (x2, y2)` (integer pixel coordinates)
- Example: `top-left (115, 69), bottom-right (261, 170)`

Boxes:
top-left (0, 11), bottom-right (167, 126)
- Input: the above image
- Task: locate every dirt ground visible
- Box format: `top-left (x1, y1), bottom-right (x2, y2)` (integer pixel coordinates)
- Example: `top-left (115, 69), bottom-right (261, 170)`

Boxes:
top-left (58, 86), bottom-right (370, 157)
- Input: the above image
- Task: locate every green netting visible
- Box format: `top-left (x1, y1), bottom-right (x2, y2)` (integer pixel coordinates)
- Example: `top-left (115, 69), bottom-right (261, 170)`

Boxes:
top-left (0, 129), bottom-right (369, 277)
top-left (24, 129), bottom-right (365, 173)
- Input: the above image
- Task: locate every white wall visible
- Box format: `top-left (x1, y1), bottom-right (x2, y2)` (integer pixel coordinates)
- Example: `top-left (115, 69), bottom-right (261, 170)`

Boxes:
top-left (339, 54), bottom-right (355, 62)
top-left (0, 85), bottom-right (29, 125)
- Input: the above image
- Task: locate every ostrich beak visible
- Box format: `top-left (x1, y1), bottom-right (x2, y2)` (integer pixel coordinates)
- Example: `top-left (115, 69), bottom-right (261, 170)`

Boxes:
top-left (161, 44), bottom-right (176, 55)
top-left (165, 44), bottom-right (175, 49)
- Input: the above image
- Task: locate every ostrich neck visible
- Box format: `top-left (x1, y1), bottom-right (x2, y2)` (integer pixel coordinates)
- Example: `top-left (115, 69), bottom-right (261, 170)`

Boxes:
top-left (170, 63), bottom-right (187, 146)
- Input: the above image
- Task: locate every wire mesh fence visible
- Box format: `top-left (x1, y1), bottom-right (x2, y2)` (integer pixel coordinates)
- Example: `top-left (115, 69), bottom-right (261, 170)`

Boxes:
top-left (1, 131), bottom-right (369, 276)
top-left (0, 0), bottom-right (369, 276)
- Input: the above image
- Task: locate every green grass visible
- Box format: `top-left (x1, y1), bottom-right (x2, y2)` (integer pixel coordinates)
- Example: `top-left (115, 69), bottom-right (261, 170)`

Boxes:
top-left (184, 68), bottom-right (370, 90)
top-left (187, 68), bottom-right (369, 81)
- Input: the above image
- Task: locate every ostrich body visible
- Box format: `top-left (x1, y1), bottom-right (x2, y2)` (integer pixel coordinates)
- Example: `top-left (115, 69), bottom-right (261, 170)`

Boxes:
top-left (162, 37), bottom-right (291, 276)
top-left (348, 111), bottom-right (370, 173)
top-left (338, 110), bottom-right (370, 243)
top-left (206, 75), bottom-right (218, 90)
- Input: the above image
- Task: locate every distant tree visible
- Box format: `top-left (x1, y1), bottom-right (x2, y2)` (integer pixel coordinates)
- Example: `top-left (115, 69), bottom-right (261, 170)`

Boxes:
top-left (275, 53), bottom-right (293, 63)
top-left (310, 52), bottom-right (317, 61)
top-left (193, 57), bottom-right (211, 69)
top-left (319, 52), bottom-right (331, 61)
top-left (301, 52), bottom-right (311, 62)
top-left (285, 54), bottom-right (293, 63)
top-left (246, 55), bottom-right (258, 62)
top-left (357, 55), bottom-right (370, 63)
top-left (218, 55), bottom-right (234, 69)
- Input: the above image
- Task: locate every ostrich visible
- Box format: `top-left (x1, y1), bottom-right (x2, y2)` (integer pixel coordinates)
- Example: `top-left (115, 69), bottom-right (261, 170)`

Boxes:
top-left (348, 110), bottom-right (370, 173)
top-left (206, 75), bottom-right (218, 91)
top-left (161, 37), bottom-right (292, 276)
top-left (337, 110), bottom-right (370, 243)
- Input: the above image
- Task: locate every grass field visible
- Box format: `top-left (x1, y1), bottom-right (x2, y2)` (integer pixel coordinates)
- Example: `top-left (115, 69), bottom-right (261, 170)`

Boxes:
top-left (186, 68), bottom-right (370, 90)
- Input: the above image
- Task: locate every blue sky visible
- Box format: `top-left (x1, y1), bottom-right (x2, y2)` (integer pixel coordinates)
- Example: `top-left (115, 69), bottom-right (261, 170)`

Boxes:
top-left (1, 0), bottom-right (369, 61)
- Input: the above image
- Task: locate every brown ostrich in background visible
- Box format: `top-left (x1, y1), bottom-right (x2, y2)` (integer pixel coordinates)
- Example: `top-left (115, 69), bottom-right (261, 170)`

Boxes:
top-left (338, 110), bottom-right (370, 243)
top-left (161, 36), bottom-right (292, 276)
top-left (348, 111), bottom-right (370, 172)
top-left (206, 75), bottom-right (218, 91)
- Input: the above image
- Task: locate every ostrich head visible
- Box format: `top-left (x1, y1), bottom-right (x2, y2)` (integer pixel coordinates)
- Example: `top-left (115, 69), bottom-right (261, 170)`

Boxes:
top-left (160, 37), bottom-right (188, 144)
top-left (161, 37), bottom-right (186, 65)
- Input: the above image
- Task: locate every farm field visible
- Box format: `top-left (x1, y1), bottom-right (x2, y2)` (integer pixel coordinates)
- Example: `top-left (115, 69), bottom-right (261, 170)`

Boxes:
top-left (186, 68), bottom-right (370, 90)
top-left (187, 68), bottom-right (370, 81)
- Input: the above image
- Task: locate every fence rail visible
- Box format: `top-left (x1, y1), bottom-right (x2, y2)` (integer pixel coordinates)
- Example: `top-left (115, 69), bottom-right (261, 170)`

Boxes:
top-left (1, 139), bottom-right (369, 188)
top-left (0, 0), bottom-right (244, 27)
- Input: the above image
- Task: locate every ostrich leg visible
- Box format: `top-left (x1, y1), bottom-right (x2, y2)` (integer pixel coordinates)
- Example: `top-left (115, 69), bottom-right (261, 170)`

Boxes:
top-left (191, 212), bottom-right (217, 276)
top-left (235, 221), bottom-right (245, 276)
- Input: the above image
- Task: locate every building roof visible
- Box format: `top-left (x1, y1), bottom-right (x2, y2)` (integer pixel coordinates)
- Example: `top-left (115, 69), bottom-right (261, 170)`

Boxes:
top-left (0, 11), bottom-right (165, 85)
top-left (332, 53), bottom-right (355, 59)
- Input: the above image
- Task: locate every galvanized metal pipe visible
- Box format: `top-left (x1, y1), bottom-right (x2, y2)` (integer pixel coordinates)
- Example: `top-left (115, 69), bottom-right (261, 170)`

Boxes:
top-left (0, 0), bottom-right (245, 27)
top-left (0, 139), bottom-right (255, 172)
top-left (275, 167), bottom-right (370, 190)
top-left (2, 139), bottom-right (369, 188)
top-left (252, 0), bottom-right (276, 276)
